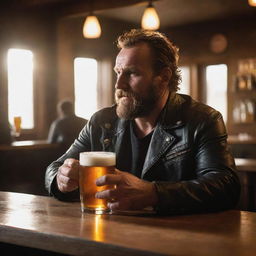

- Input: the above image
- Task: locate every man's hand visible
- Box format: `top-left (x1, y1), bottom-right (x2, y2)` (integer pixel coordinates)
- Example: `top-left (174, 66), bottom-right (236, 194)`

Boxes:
top-left (56, 158), bottom-right (79, 193)
top-left (95, 169), bottom-right (158, 211)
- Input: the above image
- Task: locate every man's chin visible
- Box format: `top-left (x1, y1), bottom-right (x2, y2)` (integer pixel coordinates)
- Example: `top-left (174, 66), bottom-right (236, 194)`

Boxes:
top-left (116, 102), bottom-right (156, 119)
top-left (116, 105), bottom-right (136, 120)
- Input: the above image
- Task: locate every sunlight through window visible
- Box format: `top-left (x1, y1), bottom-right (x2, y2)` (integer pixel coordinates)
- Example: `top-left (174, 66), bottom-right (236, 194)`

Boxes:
top-left (7, 49), bottom-right (34, 129)
top-left (179, 66), bottom-right (190, 95)
top-left (74, 58), bottom-right (98, 120)
top-left (206, 64), bottom-right (227, 123)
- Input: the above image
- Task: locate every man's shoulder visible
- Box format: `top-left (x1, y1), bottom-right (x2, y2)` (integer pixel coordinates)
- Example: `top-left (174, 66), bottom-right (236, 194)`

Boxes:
top-left (178, 94), bottom-right (221, 119)
top-left (190, 98), bottom-right (221, 120)
top-left (51, 118), bottom-right (63, 127)
top-left (164, 94), bottom-right (223, 128)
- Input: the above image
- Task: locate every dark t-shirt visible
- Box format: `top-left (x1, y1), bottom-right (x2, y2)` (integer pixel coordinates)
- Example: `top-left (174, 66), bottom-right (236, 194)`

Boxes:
top-left (130, 122), bottom-right (153, 178)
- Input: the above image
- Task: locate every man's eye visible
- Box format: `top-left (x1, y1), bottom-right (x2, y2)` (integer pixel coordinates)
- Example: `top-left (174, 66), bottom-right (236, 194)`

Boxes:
top-left (127, 71), bottom-right (137, 76)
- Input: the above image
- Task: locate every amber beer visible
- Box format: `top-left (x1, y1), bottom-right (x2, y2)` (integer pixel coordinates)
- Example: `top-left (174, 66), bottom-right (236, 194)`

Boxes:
top-left (13, 116), bottom-right (22, 137)
top-left (79, 152), bottom-right (116, 214)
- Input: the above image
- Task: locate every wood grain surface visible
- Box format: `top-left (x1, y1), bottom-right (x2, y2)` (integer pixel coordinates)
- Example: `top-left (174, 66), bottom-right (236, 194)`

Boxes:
top-left (0, 191), bottom-right (256, 256)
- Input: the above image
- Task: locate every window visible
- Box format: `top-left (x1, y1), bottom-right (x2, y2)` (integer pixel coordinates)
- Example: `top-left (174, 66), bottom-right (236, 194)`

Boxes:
top-left (206, 64), bottom-right (227, 122)
top-left (7, 49), bottom-right (34, 129)
top-left (74, 58), bottom-right (98, 120)
top-left (179, 66), bottom-right (190, 95)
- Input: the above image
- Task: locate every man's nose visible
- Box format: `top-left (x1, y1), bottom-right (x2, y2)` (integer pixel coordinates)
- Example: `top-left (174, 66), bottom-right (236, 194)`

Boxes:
top-left (115, 73), bottom-right (128, 90)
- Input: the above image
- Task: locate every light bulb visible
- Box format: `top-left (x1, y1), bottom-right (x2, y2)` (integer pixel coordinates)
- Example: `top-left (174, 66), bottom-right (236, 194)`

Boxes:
top-left (83, 15), bottom-right (101, 39)
top-left (141, 4), bottom-right (160, 30)
top-left (248, 0), bottom-right (256, 6)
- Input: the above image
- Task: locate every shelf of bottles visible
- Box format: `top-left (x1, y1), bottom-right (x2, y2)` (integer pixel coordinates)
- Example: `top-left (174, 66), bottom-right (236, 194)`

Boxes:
top-left (232, 58), bottom-right (256, 124)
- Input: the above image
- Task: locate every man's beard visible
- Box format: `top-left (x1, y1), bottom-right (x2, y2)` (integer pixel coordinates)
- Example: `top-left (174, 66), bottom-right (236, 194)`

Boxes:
top-left (115, 85), bottom-right (160, 120)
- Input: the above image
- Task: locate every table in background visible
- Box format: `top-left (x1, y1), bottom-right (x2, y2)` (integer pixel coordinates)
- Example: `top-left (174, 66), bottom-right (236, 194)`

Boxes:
top-left (0, 192), bottom-right (256, 256)
top-left (228, 135), bottom-right (256, 159)
top-left (0, 140), bottom-right (59, 151)
top-left (235, 158), bottom-right (256, 212)
top-left (0, 140), bottom-right (61, 196)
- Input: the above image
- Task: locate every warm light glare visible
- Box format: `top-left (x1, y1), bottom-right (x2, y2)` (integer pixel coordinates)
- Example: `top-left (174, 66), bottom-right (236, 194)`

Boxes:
top-left (7, 49), bottom-right (34, 129)
top-left (74, 58), bottom-right (98, 119)
top-left (5, 193), bottom-right (37, 229)
top-left (93, 215), bottom-right (104, 241)
top-left (141, 5), bottom-right (160, 30)
top-left (179, 66), bottom-right (191, 95)
top-left (83, 15), bottom-right (101, 38)
top-left (248, 0), bottom-right (256, 7)
top-left (206, 64), bottom-right (228, 123)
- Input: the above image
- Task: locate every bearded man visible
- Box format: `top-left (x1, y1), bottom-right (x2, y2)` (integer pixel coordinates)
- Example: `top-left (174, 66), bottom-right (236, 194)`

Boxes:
top-left (45, 29), bottom-right (240, 215)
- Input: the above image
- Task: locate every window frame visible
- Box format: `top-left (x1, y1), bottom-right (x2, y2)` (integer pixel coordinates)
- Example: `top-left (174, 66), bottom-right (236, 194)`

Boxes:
top-left (7, 47), bottom-right (36, 139)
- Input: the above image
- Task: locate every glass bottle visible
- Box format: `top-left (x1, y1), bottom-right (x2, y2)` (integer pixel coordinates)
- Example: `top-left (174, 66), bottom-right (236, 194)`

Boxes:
top-left (237, 62), bottom-right (247, 90)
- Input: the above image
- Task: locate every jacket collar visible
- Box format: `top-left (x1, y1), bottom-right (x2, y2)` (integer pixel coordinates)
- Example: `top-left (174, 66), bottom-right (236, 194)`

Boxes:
top-left (141, 93), bottom-right (191, 176)
top-left (109, 93), bottom-right (189, 176)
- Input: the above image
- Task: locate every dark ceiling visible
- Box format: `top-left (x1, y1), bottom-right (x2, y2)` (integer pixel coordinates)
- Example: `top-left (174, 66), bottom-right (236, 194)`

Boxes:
top-left (99, 0), bottom-right (256, 28)
top-left (1, 0), bottom-right (256, 28)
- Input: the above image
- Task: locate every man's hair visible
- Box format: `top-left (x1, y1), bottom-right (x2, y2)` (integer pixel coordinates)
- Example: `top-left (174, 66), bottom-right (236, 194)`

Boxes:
top-left (116, 29), bottom-right (181, 92)
top-left (58, 100), bottom-right (74, 116)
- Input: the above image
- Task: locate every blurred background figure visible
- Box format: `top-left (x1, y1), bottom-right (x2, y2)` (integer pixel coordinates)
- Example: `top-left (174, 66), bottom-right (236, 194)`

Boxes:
top-left (47, 100), bottom-right (87, 152)
top-left (0, 120), bottom-right (12, 144)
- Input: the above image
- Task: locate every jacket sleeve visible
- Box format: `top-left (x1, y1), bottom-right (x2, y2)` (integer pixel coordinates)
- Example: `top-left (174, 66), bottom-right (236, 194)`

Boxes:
top-left (45, 106), bottom-right (117, 201)
top-left (45, 121), bottom-right (92, 201)
top-left (154, 112), bottom-right (241, 215)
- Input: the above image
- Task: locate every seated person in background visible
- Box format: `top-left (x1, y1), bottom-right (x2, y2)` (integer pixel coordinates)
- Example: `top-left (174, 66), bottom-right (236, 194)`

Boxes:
top-left (47, 100), bottom-right (87, 151)
top-left (45, 29), bottom-right (240, 215)
top-left (0, 120), bottom-right (12, 144)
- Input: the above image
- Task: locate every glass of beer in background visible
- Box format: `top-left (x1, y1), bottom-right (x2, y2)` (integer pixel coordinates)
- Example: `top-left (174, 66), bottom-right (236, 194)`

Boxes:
top-left (13, 116), bottom-right (22, 137)
top-left (79, 151), bottom-right (116, 214)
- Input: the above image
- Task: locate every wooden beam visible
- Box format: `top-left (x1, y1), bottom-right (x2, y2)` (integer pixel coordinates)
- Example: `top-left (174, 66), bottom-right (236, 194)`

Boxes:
top-left (0, 0), bottom-right (159, 18)
top-left (57, 0), bottom-right (152, 18)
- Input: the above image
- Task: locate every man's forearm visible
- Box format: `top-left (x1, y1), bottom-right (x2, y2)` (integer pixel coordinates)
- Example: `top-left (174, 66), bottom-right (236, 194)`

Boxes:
top-left (153, 170), bottom-right (240, 215)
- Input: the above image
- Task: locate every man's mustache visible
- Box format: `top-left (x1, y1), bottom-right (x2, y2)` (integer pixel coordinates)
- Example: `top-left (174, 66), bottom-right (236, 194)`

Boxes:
top-left (115, 89), bottom-right (135, 99)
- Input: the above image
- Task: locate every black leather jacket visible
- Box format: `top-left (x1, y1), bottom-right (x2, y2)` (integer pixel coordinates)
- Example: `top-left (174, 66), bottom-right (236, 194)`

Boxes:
top-left (45, 93), bottom-right (240, 214)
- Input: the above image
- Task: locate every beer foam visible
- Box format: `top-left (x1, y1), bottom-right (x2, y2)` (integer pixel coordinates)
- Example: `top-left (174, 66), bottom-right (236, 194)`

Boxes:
top-left (79, 151), bottom-right (116, 166)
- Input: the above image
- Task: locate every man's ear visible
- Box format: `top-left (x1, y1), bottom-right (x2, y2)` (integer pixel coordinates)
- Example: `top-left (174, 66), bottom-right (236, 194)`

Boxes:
top-left (153, 67), bottom-right (172, 88)
top-left (161, 67), bottom-right (172, 85)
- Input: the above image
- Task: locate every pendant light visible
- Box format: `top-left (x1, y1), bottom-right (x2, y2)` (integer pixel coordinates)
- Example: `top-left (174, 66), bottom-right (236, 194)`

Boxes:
top-left (83, 14), bottom-right (102, 38)
top-left (82, 0), bottom-right (101, 39)
top-left (248, 0), bottom-right (256, 7)
top-left (141, 0), bottom-right (160, 30)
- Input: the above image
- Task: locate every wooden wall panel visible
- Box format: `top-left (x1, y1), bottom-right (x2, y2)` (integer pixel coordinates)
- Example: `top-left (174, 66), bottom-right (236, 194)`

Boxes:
top-left (55, 16), bottom-right (136, 113)
top-left (164, 16), bottom-right (256, 136)
top-left (0, 10), bottom-right (57, 140)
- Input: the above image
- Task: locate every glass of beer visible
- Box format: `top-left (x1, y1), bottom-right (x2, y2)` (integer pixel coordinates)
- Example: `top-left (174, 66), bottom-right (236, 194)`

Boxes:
top-left (79, 151), bottom-right (116, 214)
top-left (13, 116), bottom-right (22, 137)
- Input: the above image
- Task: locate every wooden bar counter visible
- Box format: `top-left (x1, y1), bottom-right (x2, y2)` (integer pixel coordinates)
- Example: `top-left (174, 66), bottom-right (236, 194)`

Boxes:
top-left (0, 192), bottom-right (256, 256)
